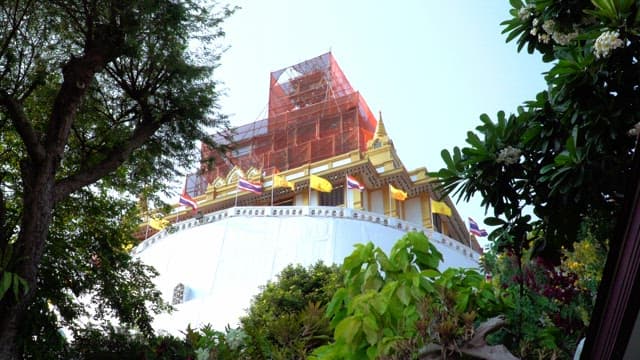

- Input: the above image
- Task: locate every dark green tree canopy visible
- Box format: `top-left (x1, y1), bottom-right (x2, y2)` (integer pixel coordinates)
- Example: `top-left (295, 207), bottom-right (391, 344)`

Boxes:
top-left (0, 1), bottom-right (234, 358)
top-left (429, 0), bottom-right (638, 357)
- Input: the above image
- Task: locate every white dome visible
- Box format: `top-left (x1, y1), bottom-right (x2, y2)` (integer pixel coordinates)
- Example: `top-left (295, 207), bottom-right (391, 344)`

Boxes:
top-left (133, 206), bottom-right (480, 334)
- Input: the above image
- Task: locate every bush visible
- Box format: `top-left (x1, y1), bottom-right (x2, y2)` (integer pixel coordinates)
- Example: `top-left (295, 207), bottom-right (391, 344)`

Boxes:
top-left (239, 262), bottom-right (343, 359)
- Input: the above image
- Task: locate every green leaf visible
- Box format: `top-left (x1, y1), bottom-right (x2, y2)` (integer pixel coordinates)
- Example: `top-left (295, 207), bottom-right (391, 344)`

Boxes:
top-left (455, 288), bottom-right (471, 313)
top-left (441, 149), bottom-right (455, 170)
top-left (366, 346), bottom-right (378, 359)
top-left (421, 269), bottom-right (440, 279)
top-left (408, 232), bottom-right (429, 254)
top-left (466, 131), bottom-right (485, 150)
top-left (554, 152), bottom-right (571, 166)
top-left (362, 263), bottom-right (383, 291)
top-left (362, 315), bottom-right (379, 345)
top-left (540, 163), bottom-right (556, 175)
top-left (375, 249), bottom-right (397, 272)
top-left (509, 0), bottom-right (522, 9)
top-left (566, 129), bottom-right (578, 158)
top-left (391, 247), bottom-right (409, 271)
top-left (396, 283), bottom-right (411, 306)
top-left (0, 244), bottom-right (12, 269)
top-left (504, 24), bottom-right (526, 43)
top-left (415, 252), bottom-right (440, 271)
top-left (591, 0), bottom-right (618, 20)
top-left (335, 316), bottom-right (361, 344)
top-left (0, 272), bottom-right (11, 300)
top-left (372, 281), bottom-right (398, 315)
top-left (327, 288), bottom-right (347, 317)
top-left (484, 217), bottom-right (506, 226)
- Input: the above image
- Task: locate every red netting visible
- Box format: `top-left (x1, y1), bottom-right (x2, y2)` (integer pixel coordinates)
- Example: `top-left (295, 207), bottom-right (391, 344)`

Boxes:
top-left (192, 53), bottom-right (377, 196)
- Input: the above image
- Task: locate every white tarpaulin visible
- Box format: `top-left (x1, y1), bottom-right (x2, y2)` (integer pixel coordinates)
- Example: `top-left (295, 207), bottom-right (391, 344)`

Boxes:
top-left (135, 209), bottom-right (479, 333)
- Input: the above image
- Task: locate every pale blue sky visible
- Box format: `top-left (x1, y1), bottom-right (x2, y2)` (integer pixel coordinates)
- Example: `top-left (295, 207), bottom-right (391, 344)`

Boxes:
top-left (211, 1), bottom-right (551, 247)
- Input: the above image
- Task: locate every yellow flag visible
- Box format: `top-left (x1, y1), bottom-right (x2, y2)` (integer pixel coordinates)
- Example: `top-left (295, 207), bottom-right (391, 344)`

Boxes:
top-left (430, 199), bottom-right (452, 216)
top-left (309, 174), bottom-right (332, 193)
top-left (273, 173), bottom-right (295, 191)
top-left (149, 216), bottom-right (170, 230)
top-left (389, 184), bottom-right (407, 201)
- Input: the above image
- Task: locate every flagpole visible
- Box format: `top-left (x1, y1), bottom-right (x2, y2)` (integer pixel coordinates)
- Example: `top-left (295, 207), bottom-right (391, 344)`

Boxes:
top-left (271, 175), bottom-right (275, 207)
top-left (344, 175), bottom-right (348, 208)
top-left (388, 184), bottom-right (392, 218)
top-left (307, 164), bottom-right (311, 207)
top-left (234, 187), bottom-right (239, 207)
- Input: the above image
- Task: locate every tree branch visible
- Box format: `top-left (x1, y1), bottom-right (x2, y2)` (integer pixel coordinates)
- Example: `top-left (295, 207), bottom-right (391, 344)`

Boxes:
top-left (419, 316), bottom-right (519, 360)
top-left (0, 0), bottom-right (34, 66)
top-left (43, 20), bottom-right (126, 164)
top-left (53, 117), bottom-right (162, 203)
top-left (0, 92), bottom-right (45, 162)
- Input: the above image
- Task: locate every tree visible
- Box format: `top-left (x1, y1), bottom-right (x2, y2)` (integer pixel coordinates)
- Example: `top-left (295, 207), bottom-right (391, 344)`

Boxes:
top-left (240, 262), bottom-right (343, 360)
top-left (431, 0), bottom-right (639, 256)
top-left (0, 1), bottom-right (234, 358)
top-left (429, 0), bottom-right (638, 357)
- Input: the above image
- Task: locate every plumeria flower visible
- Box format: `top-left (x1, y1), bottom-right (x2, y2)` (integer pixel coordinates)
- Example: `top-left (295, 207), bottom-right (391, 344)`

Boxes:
top-left (518, 5), bottom-right (534, 21)
top-left (542, 19), bottom-right (555, 34)
top-left (593, 30), bottom-right (624, 59)
top-left (497, 146), bottom-right (522, 165)
top-left (552, 31), bottom-right (579, 46)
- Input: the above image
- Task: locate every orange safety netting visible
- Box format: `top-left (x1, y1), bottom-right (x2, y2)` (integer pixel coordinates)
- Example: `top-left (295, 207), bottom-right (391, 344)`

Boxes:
top-left (190, 53), bottom-right (377, 196)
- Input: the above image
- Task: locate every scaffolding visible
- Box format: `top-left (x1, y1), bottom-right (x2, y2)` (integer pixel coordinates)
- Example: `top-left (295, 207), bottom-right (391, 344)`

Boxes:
top-left (191, 53), bottom-right (377, 196)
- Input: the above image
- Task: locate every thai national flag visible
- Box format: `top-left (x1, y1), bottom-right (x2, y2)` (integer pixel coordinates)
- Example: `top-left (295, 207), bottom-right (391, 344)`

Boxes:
top-left (468, 217), bottom-right (488, 237)
top-left (238, 178), bottom-right (263, 194)
top-left (179, 192), bottom-right (198, 211)
top-left (346, 175), bottom-right (364, 191)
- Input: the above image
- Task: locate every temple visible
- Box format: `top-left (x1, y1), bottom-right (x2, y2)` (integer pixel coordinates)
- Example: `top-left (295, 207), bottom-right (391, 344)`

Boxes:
top-left (132, 53), bottom-right (482, 332)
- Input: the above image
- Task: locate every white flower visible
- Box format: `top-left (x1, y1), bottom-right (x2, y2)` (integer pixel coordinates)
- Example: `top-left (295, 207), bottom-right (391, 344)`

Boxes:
top-left (594, 30), bottom-right (624, 59)
top-left (497, 146), bottom-right (522, 166)
top-left (542, 19), bottom-right (555, 34)
top-left (538, 33), bottom-right (551, 44)
top-left (628, 122), bottom-right (640, 137)
top-left (532, 18), bottom-right (540, 27)
top-left (518, 7), bottom-right (532, 21)
top-left (530, 27), bottom-right (538, 36)
top-left (552, 31), bottom-right (578, 46)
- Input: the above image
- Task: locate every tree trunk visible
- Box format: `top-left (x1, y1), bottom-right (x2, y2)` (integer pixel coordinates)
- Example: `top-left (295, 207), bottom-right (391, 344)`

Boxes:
top-left (0, 162), bottom-right (56, 360)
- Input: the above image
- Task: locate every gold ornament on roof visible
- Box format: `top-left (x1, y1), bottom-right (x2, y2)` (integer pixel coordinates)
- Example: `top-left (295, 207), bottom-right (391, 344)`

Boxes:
top-left (367, 111), bottom-right (393, 150)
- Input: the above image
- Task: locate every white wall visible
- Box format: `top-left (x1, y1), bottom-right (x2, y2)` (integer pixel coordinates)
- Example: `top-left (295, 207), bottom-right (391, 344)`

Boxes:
top-left (136, 213), bottom-right (479, 334)
top-left (405, 197), bottom-right (423, 225)
top-left (370, 190), bottom-right (384, 214)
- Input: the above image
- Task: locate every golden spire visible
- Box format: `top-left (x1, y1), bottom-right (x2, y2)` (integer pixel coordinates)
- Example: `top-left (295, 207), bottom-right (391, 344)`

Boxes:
top-left (367, 110), bottom-right (393, 149)
top-left (374, 110), bottom-right (388, 138)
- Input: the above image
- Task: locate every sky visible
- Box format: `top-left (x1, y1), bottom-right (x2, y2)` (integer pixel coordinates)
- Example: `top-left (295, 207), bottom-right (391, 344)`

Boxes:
top-left (205, 1), bottom-right (551, 248)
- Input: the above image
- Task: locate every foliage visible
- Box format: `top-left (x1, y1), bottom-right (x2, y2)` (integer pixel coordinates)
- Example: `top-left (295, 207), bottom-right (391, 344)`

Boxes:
top-left (19, 189), bottom-right (172, 358)
top-left (431, 0), bottom-right (639, 256)
top-left (560, 217), bottom-right (609, 295)
top-left (67, 324), bottom-right (197, 360)
top-left (239, 262), bottom-right (343, 360)
top-left (429, 2), bottom-right (633, 357)
top-left (313, 232), bottom-right (508, 359)
top-left (182, 324), bottom-right (247, 360)
top-left (480, 217), bottom-right (607, 359)
top-left (0, 0), bottom-right (235, 357)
